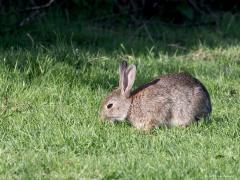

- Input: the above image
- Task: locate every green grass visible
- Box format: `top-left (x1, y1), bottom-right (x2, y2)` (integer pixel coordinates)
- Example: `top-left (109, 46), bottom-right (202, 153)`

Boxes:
top-left (0, 12), bottom-right (240, 179)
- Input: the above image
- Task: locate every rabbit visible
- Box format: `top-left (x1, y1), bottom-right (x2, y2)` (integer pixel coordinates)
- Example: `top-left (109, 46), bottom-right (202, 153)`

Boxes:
top-left (100, 60), bottom-right (212, 130)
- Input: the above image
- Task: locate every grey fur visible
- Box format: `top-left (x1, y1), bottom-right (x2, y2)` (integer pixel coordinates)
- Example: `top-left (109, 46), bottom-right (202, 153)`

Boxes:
top-left (100, 61), bottom-right (212, 130)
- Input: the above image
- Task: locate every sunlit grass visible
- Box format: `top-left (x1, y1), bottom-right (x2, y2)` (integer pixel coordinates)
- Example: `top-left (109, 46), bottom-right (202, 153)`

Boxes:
top-left (0, 12), bottom-right (239, 179)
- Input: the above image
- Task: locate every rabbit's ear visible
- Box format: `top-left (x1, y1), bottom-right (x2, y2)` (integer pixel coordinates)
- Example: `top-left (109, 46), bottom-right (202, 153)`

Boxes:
top-left (121, 64), bottom-right (136, 98)
top-left (119, 60), bottom-right (128, 88)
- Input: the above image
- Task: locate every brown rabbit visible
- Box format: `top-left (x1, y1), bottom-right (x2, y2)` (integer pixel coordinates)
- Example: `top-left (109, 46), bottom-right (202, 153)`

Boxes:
top-left (100, 61), bottom-right (212, 130)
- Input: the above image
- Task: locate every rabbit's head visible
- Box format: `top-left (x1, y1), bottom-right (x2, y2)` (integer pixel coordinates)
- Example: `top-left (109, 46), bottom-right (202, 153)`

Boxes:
top-left (100, 61), bottom-right (136, 123)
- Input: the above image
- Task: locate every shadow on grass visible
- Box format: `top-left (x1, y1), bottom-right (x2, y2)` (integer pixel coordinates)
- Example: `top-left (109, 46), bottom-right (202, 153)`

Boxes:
top-left (1, 12), bottom-right (240, 90)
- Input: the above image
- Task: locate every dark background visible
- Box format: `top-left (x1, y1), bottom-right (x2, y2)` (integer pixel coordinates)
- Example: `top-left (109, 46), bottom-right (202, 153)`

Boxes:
top-left (1, 0), bottom-right (239, 33)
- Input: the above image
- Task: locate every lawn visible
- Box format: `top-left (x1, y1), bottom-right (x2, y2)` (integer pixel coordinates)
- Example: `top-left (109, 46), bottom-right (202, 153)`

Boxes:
top-left (0, 12), bottom-right (240, 179)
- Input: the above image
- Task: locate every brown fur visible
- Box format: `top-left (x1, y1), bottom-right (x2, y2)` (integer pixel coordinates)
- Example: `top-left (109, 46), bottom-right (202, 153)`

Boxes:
top-left (100, 62), bottom-right (212, 130)
top-left (127, 73), bottom-right (211, 129)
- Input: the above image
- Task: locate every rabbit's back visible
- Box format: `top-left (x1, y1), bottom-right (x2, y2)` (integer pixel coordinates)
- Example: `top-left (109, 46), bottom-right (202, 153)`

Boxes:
top-left (128, 73), bottom-right (211, 128)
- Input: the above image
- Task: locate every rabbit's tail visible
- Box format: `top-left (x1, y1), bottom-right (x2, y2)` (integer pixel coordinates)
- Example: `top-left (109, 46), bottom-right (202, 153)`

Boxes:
top-left (194, 86), bottom-right (212, 121)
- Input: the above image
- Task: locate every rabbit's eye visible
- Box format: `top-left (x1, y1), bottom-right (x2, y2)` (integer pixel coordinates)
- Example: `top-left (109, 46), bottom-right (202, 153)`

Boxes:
top-left (107, 103), bottom-right (113, 109)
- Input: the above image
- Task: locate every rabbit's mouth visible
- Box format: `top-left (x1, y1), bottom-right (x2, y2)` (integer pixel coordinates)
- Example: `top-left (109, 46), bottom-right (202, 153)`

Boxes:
top-left (100, 111), bottom-right (126, 122)
top-left (108, 116), bottom-right (125, 122)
